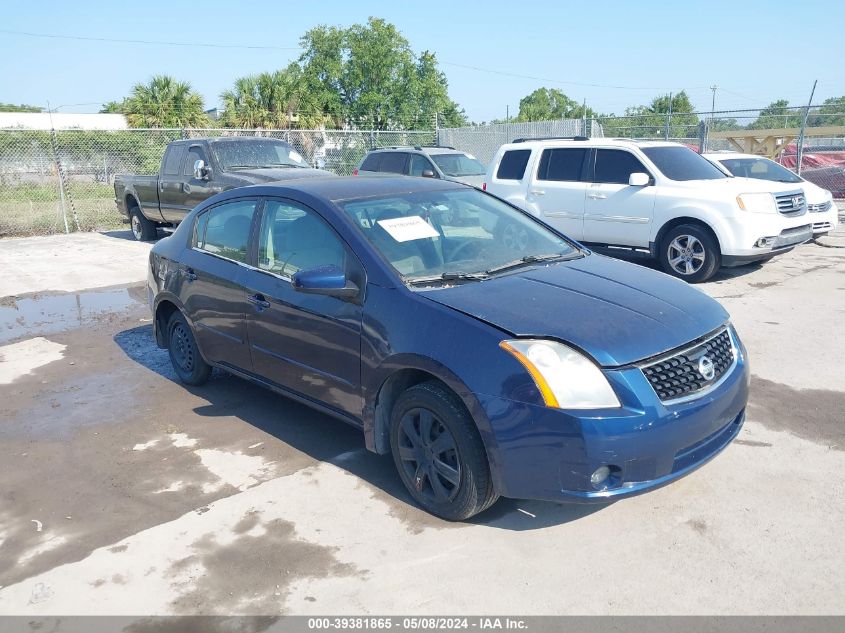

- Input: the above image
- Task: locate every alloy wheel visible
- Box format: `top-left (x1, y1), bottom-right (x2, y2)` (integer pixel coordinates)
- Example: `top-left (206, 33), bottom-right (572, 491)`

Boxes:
top-left (396, 408), bottom-right (462, 503)
top-left (667, 234), bottom-right (706, 275)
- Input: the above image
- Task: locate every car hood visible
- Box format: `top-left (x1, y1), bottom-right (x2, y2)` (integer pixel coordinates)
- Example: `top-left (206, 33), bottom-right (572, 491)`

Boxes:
top-left (422, 254), bottom-right (729, 367)
top-left (228, 167), bottom-right (334, 183)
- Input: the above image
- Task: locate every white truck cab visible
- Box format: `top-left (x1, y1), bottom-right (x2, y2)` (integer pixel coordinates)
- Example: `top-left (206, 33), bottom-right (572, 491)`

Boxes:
top-left (484, 138), bottom-right (813, 282)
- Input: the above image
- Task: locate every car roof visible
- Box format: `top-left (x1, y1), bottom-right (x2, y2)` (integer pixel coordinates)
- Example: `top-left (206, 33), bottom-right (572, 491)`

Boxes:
top-left (172, 136), bottom-right (292, 144)
top-left (499, 138), bottom-right (682, 151)
top-left (234, 175), bottom-right (468, 203)
top-left (702, 152), bottom-right (765, 161)
top-left (368, 146), bottom-right (464, 155)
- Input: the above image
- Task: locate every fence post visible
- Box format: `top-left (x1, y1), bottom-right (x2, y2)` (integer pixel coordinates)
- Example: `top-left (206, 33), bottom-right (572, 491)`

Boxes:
top-left (698, 121), bottom-right (708, 153)
top-left (795, 80), bottom-right (817, 177)
top-left (46, 103), bottom-right (77, 233)
top-left (664, 92), bottom-right (672, 141)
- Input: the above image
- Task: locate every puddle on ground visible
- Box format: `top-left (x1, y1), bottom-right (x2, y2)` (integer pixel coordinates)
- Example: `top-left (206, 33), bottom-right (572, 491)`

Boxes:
top-left (0, 286), bottom-right (146, 343)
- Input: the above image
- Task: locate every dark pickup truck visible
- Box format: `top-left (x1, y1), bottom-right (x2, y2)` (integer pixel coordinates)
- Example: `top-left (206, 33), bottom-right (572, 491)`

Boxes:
top-left (114, 136), bottom-right (332, 240)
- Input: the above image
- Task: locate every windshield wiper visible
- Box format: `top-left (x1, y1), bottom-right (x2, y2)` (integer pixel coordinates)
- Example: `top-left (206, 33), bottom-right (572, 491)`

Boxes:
top-left (485, 252), bottom-right (580, 275)
top-left (407, 271), bottom-right (488, 286)
top-left (227, 163), bottom-right (306, 170)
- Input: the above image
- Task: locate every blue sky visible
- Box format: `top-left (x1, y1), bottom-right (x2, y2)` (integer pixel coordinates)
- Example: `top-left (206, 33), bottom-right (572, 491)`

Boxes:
top-left (1, 0), bottom-right (842, 123)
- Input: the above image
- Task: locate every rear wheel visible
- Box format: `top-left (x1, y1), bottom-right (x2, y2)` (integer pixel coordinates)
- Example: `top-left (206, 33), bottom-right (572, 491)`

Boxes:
top-left (390, 381), bottom-right (498, 521)
top-left (130, 206), bottom-right (157, 241)
top-left (659, 224), bottom-right (720, 283)
top-left (167, 312), bottom-right (211, 385)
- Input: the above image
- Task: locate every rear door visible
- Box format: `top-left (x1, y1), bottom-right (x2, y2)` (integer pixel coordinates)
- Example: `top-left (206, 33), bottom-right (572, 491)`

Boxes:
top-left (179, 198), bottom-right (258, 371)
top-left (526, 147), bottom-right (588, 240)
top-left (243, 198), bottom-right (364, 416)
top-left (158, 144), bottom-right (188, 222)
top-left (582, 148), bottom-right (657, 247)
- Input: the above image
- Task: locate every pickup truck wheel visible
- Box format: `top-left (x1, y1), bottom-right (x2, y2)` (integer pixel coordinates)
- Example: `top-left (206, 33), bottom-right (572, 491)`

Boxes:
top-left (659, 224), bottom-right (720, 283)
top-left (130, 207), bottom-right (158, 241)
top-left (167, 312), bottom-right (211, 385)
top-left (390, 381), bottom-right (498, 521)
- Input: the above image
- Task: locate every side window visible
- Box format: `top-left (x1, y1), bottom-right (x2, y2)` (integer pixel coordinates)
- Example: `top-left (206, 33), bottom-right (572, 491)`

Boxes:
top-left (537, 148), bottom-right (587, 182)
top-left (184, 145), bottom-right (208, 177)
top-left (194, 199), bottom-right (256, 264)
top-left (162, 145), bottom-right (186, 176)
top-left (360, 153), bottom-right (381, 171)
top-left (594, 149), bottom-right (649, 185)
top-left (496, 149), bottom-right (531, 180)
top-left (379, 152), bottom-right (407, 174)
top-left (258, 200), bottom-right (346, 278)
top-left (408, 154), bottom-right (436, 177)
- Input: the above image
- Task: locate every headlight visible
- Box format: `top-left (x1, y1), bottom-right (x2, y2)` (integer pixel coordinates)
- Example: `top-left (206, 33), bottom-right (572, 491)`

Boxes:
top-left (736, 192), bottom-right (776, 213)
top-left (500, 339), bottom-right (621, 409)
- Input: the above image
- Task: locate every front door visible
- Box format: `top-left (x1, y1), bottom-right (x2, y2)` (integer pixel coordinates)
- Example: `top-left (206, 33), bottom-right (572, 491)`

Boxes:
top-left (582, 149), bottom-right (657, 248)
top-left (243, 198), bottom-right (363, 416)
top-left (527, 147), bottom-right (589, 240)
top-left (180, 144), bottom-right (216, 215)
top-left (158, 144), bottom-right (188, 223)
top-left (180, 198), bottom-right (258, 371)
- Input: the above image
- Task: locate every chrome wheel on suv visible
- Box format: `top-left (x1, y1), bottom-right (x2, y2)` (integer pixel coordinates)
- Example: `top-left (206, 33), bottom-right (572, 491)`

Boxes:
top-left (659, 224), bottom-right (720, 283)
top-left (667, 234), bottom-right (705, 276)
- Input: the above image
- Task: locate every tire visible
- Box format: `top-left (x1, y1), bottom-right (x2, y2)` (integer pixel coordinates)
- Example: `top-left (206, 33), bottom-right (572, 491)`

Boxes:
top-left (389, 381), bottom-right (498, 521)
top-left (658, 223), bottom-right (720, 283)
top-left (130, 205), bottom-right (158, 241)
top-left (167, 311), bottom-right (211, 385)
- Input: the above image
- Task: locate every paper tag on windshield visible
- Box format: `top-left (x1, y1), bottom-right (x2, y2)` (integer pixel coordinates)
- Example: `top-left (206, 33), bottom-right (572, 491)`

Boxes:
top-left (377, 216), bottom-right (439, 242)
top-left (288, 150), bottom-right (304, 163)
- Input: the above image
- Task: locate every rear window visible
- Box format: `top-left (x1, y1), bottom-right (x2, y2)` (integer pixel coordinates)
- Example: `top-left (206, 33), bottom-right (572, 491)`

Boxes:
top-left (496, 149), bottom-right (531, 180)
top-left (642, 146), bottom-right (727, 181)
top-left (537, 148), bottom-right (587, 182)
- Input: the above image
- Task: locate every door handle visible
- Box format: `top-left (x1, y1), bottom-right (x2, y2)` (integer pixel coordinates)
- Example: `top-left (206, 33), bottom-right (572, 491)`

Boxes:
top-left (588, 193), bottom-right (607, 199)
top-left (182, 267), bottom-right (197, 282)
top-left (529, 189), bottom-right (546, 196)
top-left (159, 181), bottom-right (165, 192)
top-left (248, 293), bottom-right (271, 310)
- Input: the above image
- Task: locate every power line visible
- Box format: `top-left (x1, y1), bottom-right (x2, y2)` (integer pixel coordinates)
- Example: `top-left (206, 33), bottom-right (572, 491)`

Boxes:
top-left (0, 28), bottom-right (300, 50)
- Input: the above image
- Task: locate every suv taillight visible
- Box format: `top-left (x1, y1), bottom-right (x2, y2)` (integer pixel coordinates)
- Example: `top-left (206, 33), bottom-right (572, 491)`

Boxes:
top-left (352, 168), bottom-right (359, 176)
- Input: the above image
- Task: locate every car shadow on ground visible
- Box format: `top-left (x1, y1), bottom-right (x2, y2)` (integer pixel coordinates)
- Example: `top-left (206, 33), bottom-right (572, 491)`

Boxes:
top-left (114, 324), bottom-right (609, 531)
top-left (597, 250), bottom-right (766, 283)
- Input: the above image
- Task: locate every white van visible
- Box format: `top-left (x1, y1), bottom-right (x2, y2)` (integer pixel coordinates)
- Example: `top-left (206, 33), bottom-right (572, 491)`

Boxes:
top-left (484, 138), bottom-right (812, 282)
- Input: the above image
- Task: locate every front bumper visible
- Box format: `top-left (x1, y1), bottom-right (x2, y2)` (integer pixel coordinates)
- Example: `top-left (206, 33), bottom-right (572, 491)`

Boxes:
top-left (479, 339), bottom-right (749, 503)
top-left (809, 207), bottom-right (839, 234)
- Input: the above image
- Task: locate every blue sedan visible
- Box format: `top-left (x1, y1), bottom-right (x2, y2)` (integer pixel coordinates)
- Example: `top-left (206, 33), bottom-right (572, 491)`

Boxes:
top-left (148, 176), bottom-right (748, 520)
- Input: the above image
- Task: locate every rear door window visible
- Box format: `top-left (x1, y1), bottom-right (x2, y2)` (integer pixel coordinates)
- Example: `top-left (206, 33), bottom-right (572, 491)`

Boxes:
top-left (162, 145), bottom-right (186, 176)
top-left (594, 149), bottom-right (649, 185)
top-left (496, 149), bottom-right (531, 180)
top-left (537, 148), bottom-right (588, 182)
top-left (379, 152), bottom-right (408, 174)
top-left (193, 199), bottom-right (257, 264)
top-left (360, 153), bottom-right (381, 171)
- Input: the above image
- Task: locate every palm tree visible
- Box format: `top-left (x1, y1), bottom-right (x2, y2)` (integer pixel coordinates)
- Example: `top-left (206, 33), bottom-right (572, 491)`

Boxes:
top-left (220, 65), bottom-right (326, 129)
top-left (123, 75), bottom-right (209, 128)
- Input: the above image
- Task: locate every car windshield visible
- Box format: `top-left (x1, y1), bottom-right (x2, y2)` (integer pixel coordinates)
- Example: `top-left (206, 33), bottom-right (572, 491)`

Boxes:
top-left (211, 139), bottom-right (310, 170)
top-left (337, 187), bottom-right (579, 285)
top-left (718, 157), bottom-right (803, 184)
top-left (431, 153), bottom-right (486, 177)
top-left (641, 146), bottom-right (728, 181)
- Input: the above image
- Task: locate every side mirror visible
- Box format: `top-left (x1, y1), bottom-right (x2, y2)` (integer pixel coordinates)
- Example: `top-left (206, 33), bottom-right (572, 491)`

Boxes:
top-left (628, 172), bottom-right (650, 187)
top-left (421, 169), bottom-right (436, 178)
top-left (193, 159), bottom-right (211, 181)
top-left (292, 265), bottom-right (360, 299)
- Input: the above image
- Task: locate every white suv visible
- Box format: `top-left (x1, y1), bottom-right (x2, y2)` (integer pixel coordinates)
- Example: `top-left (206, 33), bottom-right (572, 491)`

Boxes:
top-left (484, 138), bottom-right (813, 282)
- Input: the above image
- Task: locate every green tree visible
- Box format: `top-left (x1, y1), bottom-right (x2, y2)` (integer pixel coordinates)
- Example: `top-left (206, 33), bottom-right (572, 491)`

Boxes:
top-left (219, 65), bottom-right (325, 129)
top-left (121, 75), bottom-right (210, 128)
top-left (807, 95), bottom-right (845, 127)
top-left (99, 101), bottom-right (126, 113)
top-left (749, 100), bottom-right (802, 129)
top-left (0, 103), bottom-right (43, 112)
top-left (603, 90), bottom-right (699, 138)
top-left (298, 17), bottom-right (465, 130)
top-left (516, 88), bottom-right (595, 122)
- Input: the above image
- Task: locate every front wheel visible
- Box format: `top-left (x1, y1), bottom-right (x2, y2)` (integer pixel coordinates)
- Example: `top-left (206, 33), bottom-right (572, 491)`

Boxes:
top-left (167, 312), bottom-right (211, 385)
top-left (658, 224), bottom-right (720, 283)
top-left (390, 381), bottom-right (498, 521)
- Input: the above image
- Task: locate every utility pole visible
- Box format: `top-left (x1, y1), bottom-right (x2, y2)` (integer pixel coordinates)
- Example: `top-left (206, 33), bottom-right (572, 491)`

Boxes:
top-left (710, 85), bottom-right (718, 123)
top-left (664, 92), bottom-right (673, 141)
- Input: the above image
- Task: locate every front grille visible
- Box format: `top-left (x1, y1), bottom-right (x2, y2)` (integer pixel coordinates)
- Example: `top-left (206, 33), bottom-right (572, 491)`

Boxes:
top-left (775, 191), bottom-right (807, 216)
top-left (813, 222), bottom-right (832, 230)
top-left (641, 328), bottom-right (735, 402)
top-left (808, 200), bottom-right (832, 213)
top-left (773, 224), bottom-right (812, 248)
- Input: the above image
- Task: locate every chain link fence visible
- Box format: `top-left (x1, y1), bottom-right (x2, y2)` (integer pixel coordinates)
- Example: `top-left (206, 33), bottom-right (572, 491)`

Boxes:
top-left (0, 127), bottom-right (435, 237)
top-left (2, 104), bottom-right (843, 237)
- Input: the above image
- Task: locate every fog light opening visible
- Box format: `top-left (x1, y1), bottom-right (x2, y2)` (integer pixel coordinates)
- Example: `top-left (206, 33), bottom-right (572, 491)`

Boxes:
top-left (590, 466), bottom-right (611, 487)
top-left (754, 236), bottom-right (775, 248)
